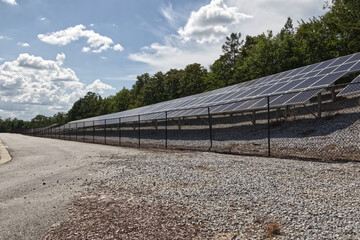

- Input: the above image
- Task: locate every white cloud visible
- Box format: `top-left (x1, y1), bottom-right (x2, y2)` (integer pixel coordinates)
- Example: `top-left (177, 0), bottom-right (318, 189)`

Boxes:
top-left (40, 17), bottom-right (47, 21)
top-left (89, 23), bottom-right (95, 27)
top-left (0, 57), bottom-right (5, 62)
top-left (113, 44), bottom-right (124, 52)
top-left (129, 42), bottom-right (222, 71)
top-left (129, 0), bottom-right (250, 71)
top-left (129, 0), bottom-right (325, 74)
top-left (160, 3), bottom-right (184, 29)
top-left (38, 24), bottom-right (124, 53)
top-left (2, 0), bottom-right (17, 6)
top-left (82, 47), bottom-right (90, 53)
top-left (227, 0), bottom-right (325, 37)
top-left (0, 35), bottom-right (11, 40)
top-left (86, 79), bottom-right (115, 94)
top-left (17, 42), bottom-right (30, 47)
top-left (178, 0), bottom-right (252, 44)
top-left (0, 53), bottom-right (115, 120)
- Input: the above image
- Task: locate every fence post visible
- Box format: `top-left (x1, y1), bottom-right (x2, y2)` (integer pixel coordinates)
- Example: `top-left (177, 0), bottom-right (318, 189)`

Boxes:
top-left (208, 107), bottom-right (213, 151)
top-left (92, 121), bottom-right (95, 143)
top-left (76, 123), bottom-right (78, 141)
top-left (165, 111), bottom-right (168, 149)
top-left (138, 115), bottom-right (141, 148)
top-left (104, 119), bottom-right (107, 145)
top-left (118, 118), bottom-right (121, 146)
top-left (267, 96), bottom-right (271, 157)
top-left (83, 122), bottom-right (85, 142)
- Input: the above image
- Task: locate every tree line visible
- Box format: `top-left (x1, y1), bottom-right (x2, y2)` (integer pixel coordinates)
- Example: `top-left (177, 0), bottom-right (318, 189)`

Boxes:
top-left (1, 0), bottom-right (359, 132)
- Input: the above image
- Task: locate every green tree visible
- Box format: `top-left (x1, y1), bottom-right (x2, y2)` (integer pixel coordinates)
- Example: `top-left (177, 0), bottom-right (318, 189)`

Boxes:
top-left (139, 72), bottom-right (167, 106)
top-left (164, 69), bottom-right (183, 100)
top-left (179, 63), bottom-right (207, 97)
top-left (110, 88), bottom-right (131, 112)
top-left (67, 92), bottom-right (103, 121)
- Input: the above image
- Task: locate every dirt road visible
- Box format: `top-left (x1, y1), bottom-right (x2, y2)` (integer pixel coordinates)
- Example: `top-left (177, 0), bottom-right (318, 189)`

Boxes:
top-left (0, 133), bottom-right (139, 240)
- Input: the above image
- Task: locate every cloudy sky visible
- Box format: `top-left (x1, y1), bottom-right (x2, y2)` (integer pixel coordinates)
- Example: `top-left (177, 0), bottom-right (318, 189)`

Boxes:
top-left (0, 0), bottom-right (325, 120)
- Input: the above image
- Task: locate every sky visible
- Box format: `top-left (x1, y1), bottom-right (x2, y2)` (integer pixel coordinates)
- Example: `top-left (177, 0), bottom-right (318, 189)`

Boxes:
top-left (0, 0), bottom-right (326, 120)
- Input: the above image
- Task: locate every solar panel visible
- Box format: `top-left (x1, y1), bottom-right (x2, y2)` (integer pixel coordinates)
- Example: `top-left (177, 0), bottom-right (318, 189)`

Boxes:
top-left (285, 89), bottom-right (322, 105)
top-left (337, 75), bottom-right (360, 96)
top-left (68, 52), bottom-right (360, 125)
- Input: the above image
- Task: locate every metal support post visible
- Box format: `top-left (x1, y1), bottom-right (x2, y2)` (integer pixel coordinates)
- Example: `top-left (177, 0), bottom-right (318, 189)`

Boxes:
top-left (138, 115), bottom-right (141, 148)
top-left (165, 112), bottom-right (168, 149)
top-left (92, 121), bottom-right (95, 143)
top-left (267, 96), bottom-right (271, 157)
top-left (118, 118), bottom-right (121, 146)
top-left (252, 111), bottom-right (256, 125)
top-left (104, 119), bottom-right (107, 145)
top-left (83, 122), bottom-right (85, 142)
top-left (317, 93), bottom-right (322, 119)
top-left (76, 123), bottom-right (78, 141)
top-left (208, 107), bottom-right (213, 151)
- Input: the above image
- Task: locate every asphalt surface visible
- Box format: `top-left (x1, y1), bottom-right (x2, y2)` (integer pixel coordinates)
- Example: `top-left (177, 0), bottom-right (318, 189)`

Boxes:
top-left (0, 133), bottom-right (139, 240)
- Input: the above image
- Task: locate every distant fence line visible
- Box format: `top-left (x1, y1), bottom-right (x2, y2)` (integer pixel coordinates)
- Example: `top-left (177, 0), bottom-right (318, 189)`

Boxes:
top-left (21, 82), bottom-right (360, 162)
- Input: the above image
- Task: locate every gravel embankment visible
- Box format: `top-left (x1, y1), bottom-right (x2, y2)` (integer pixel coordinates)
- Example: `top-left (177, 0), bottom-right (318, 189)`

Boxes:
top-left (44, 150), bottom-right (360, 239)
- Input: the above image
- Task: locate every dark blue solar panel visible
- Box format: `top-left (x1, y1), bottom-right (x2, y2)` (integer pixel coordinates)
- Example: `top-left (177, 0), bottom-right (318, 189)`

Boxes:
top-left (303, 70), bottom-right (320, 78)
top-left (349, 61), bottom-right (360, 72)
top-left (288, 67), bottom-right (305, 76)
top-left (285, 89), bottom-right (321, 105)
top-left (293, 76), bottom-right (323, 90)
top-left (211, 102), bottom-right (243, 114)
top-left (246, 85), bottom-right (269, 97)
top-left (311, 71), bottom-right (346, 87)
top-left (233, 88), bottom-right (258, 99)
top-left (277, 77), bottom-right (291, 83)
top-left (209, 104), bottom-right (230, 114)
top-left (333, 62), bottom-right (357, 72)
top-left (270, 92), bottom-right (298, 107)
top-left (317, 66), bottom-right (337, 76)
top-left (204, 94), bottom-right (225, 103)
top-left (313, 59), bottom-right (335, 71)
top-left (289, 73), bottom-right (306, 81)
top-left (260, 83), bottom-right (285, 95)
top-left (234, 99), bottom-right (262, 111)
top-left (346, 53), bottom-right (360, 63)
top-left (247, 97), bottom-right (268, 109)
top-left (301, 62), bottom-right (321, 73)
top-left (275, 79), bottom-right (303, 93)
top-left (328, 55), bottom-right (353, 67)
top-left (337, 75), bottom-right (360, 96)
top-left (273, 71), bottom-right (290, 80)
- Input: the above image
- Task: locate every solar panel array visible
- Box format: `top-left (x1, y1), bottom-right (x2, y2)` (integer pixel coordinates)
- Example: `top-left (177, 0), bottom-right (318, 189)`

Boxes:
top-left (70, 52), bottom-right (360, 125)
top-left (338, 75), bottom-right (360, 96)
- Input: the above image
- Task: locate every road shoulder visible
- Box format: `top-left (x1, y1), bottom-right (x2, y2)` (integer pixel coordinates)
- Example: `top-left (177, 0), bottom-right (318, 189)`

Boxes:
top-left (0, 137), bottom-right (12, 165)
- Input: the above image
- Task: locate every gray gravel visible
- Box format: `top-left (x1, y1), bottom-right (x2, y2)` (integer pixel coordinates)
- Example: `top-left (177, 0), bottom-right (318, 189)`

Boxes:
top-left (86, 150), bottom-right (360, 239)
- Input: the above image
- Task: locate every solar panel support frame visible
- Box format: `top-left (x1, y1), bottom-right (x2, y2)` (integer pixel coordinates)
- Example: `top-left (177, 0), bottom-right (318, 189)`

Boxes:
top-left (208, 107), bottom-right (213, 151)
top-left (317, 93), bottom-right (322, 118)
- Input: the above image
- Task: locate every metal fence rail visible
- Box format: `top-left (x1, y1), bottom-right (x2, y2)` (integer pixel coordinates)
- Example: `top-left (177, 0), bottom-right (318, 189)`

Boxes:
top-left (22, 82), bottom-right (360, 162)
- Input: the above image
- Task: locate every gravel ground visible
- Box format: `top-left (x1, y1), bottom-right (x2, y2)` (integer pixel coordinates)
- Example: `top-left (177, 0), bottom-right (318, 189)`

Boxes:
top-left (43, 149), bottom-right (360, 239)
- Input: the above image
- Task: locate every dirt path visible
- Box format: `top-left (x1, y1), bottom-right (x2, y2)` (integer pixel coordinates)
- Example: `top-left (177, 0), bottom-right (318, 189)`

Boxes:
top-left (0, 133), bottom-right (139, 240)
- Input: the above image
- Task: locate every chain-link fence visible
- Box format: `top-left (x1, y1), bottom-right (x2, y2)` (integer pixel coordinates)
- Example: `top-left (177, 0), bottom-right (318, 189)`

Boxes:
top-left (23, 82), bottom-right (360, 162)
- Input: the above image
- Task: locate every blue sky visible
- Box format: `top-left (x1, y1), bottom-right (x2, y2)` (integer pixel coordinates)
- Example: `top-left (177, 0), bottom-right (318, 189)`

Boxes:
top-left (0, 0), bottom-right (325, 120)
